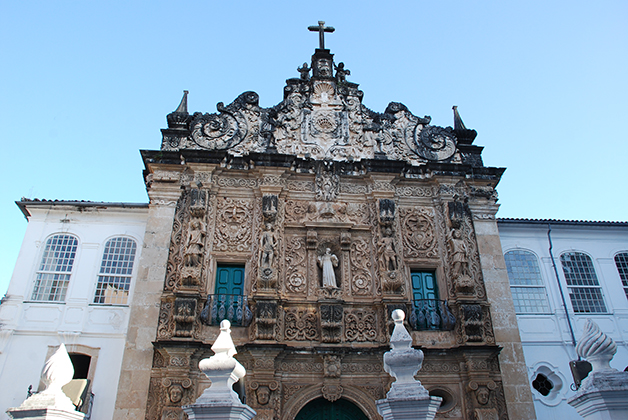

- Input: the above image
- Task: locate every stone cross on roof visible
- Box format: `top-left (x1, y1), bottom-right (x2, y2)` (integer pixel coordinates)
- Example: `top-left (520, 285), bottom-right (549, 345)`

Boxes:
top-left (308, 21), bottom-right (335, 49)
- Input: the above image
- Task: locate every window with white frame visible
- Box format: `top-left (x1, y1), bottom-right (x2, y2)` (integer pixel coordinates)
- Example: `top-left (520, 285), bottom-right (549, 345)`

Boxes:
top-left (504, 250), bottom-right (551, 313)
top-left (560, 252), bottom-right (607, 313)
top-left (615, 252), bottom-right (628, 300)
top-left (31, 234), bottom-right (79, 301)
top-left (93, 237), bottom-right (137, 305)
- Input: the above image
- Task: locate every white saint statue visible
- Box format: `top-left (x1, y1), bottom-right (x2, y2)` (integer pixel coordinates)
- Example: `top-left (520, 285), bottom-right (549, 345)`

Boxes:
top-left (318, 248), bottom-right (339, 288)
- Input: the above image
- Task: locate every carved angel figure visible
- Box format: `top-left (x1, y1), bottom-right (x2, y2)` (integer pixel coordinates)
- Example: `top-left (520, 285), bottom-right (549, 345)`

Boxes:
top-left (318, 248), bottom-right (339, 288)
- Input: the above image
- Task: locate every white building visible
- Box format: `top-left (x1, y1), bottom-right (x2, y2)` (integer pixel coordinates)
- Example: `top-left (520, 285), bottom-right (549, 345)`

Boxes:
top-left (0, 200), bottom-right (148, 419)
top-left (497, 218), bottom-right (628, 420)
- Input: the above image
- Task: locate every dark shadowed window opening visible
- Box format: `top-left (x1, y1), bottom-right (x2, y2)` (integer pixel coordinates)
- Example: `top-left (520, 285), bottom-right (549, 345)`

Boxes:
top-left (532, 373), bottom-right (553, 396)
top-left (69, 354), bottom-right (91, 379)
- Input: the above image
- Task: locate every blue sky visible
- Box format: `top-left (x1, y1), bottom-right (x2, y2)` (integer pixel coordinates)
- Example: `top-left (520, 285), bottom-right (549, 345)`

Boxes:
top-left (1, 1), bottom-right (627, 295)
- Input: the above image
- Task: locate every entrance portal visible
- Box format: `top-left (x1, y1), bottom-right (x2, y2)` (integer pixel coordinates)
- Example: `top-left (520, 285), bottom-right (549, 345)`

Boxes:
top-left (295, 397), bottom-right (369, 420)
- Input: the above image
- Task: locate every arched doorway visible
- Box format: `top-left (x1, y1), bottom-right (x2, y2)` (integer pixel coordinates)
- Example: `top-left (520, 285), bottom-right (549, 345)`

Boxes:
top-left (295, 397), bottom-right (369, 420)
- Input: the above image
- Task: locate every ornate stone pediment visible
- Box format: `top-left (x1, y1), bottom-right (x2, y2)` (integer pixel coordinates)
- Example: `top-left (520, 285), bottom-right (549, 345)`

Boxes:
top-left (161, 48), bottom-right (479, 167)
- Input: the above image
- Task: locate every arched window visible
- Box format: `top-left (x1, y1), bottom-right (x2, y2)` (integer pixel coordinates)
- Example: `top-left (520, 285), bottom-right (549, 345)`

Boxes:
top-left (615, 252), bottom-right (628, 300)
top-left (31, 234), bottom-right (79, 301)
top-left (560, 252), bottom-right (606, 313)
top-left (93, 237), bottom-right (137, 305)
top-left (504, 250), bottom-right (550, 314)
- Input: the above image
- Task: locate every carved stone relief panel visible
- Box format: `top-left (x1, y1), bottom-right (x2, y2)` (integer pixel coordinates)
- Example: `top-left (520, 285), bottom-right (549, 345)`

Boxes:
top-left (212, 197), bottom-right (254, 252)
top-left (400, 206), bottom-right (437, 259)
top-left (456, 304), bottom-right (495, 345)
top-left (284, 199), bottom-right (369, 225)
top-left (344, 308), bottom-right (378, 342)
top-left (320, 304), bottom-right (343, 343)
top-left (253, 301), bottom-right (279, 341)
top-left (157, 299), bottom-right (175, 341)
top-left (349, 238), bottom-right (373, 296)
top-left (284, 307), bottom-right (319, 341)
top-left (284, 236), bottom-right (307, 295)
top-left (173, 298), bottom-right (197, 338)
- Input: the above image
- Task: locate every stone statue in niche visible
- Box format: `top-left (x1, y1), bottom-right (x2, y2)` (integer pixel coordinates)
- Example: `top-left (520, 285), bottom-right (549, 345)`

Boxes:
top-left (184, 218), bottom-right (206, 268)
top-left (378, 230), bottom-right (398, 272)
top-left (318, 248), bottom-right (339, 288)
top-left (449, 227), bottom-right (473, 292)
top-left (260, 223), bottom-right (277, 273)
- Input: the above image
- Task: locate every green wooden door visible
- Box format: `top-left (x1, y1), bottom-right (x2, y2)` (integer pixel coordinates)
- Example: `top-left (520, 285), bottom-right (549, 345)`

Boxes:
top-left (295, 398), bottom-right (368, 420)
top-left (215, 265), bottom-right (244, 295)
top-left (411, 271), bottom-right (437, 300)
top-left (411, 270), bottom-right (440, 330)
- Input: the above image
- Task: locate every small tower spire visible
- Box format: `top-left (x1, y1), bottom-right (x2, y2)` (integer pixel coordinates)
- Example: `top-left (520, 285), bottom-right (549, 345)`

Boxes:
top-left (166, 90), bottom-right (190, 129)
top-left (175, 90), bottom-right (188, 113)
top-left (452, 105), bottom-right (477, 144)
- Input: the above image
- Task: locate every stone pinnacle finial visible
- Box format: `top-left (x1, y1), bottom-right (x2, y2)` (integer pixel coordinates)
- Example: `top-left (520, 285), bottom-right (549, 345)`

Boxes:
top-left (12, 343), bottom-right (77, 412)
top-left (576, 319), bottom-right (617, 372)
top-left (175, 90), bottom-right (189, 114)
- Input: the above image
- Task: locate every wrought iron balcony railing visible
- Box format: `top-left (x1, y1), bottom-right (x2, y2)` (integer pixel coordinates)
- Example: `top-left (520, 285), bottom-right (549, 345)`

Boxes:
top-left (409, 299), bottom-right (456, 331)
top-left (200, 294), bottom-right (253, 327)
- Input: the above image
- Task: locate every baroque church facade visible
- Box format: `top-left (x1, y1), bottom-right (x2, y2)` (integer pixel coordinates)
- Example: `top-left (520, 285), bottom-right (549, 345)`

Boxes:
top-left (0, 26), bottom-right (539, 420)
top-left (112, 29), bottom-right (534, 420)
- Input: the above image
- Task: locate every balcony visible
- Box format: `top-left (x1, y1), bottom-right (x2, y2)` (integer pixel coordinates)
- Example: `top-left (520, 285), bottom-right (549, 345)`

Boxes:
top-left (409, 299), bottom-right (456, 331)
top-left (201, 294), bottom-right (253, 327)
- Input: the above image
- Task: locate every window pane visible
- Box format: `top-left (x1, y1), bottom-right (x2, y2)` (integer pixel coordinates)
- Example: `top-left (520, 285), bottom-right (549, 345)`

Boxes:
top-left (31, 235), bottom-right (78, 301)
top-left (93, 237), bottom-right (137, 305)
top-left (504, 250), bottom-right (544, 286)
top-left (560, 252), bottom-right (599, 286)
top-left (504, 250), bottom-right (551, 314)
top-left (615, 253), bottom-right (628, 288)
top-left (569, 287), bottom-right (607, 313)
top-left (510, 286), bottom-right (551, 313)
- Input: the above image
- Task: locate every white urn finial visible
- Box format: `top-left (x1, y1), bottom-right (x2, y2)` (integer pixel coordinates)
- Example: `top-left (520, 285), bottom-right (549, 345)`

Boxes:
top-left (195, 319), bottom-right (246, 404)
top-left (576, 319), bottom-right (617, 372)
top-left (382, 310), bottom-right (429, 399)
top-left (14, 343), bottom-right (77, 411)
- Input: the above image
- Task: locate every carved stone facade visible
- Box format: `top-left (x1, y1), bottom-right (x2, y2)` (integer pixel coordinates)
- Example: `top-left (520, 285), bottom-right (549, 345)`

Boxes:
top-left (116, 39), bottom-right (535, 420)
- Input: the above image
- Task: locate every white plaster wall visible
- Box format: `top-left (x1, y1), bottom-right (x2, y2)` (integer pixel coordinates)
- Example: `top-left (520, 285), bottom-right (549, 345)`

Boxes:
top-left (0, 204), bottom-right (148, 420)
top-left (498, 221), bottom-right (628, 419)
